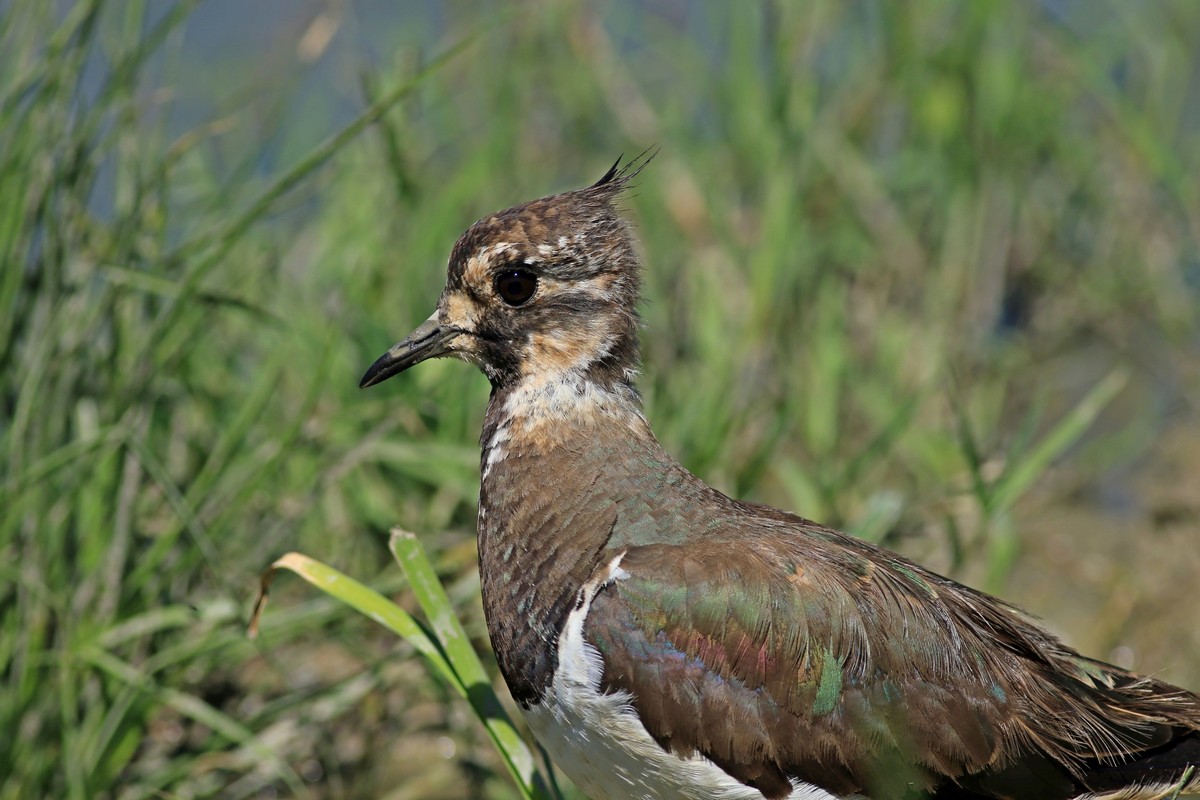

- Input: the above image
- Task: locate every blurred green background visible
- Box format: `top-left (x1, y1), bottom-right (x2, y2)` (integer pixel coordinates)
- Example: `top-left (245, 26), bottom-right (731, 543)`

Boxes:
top-left (3, 1), bottom-right (1199, 797)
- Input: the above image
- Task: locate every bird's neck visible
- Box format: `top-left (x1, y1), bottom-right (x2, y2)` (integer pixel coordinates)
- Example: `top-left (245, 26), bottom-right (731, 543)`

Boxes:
top-left (484, 361), bottom-right (648, 441)
top-left (475, 367), bottom-right (665, 705)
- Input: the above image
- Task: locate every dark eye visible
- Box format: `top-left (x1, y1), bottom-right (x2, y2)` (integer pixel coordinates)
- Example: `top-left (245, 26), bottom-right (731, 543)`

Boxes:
top-left (494, 270), bottom-right (538, 306)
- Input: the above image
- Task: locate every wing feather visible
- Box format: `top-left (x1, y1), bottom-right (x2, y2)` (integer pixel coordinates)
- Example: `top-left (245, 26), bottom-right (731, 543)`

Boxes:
top-left (583, 511), bottom-right (1200, 799)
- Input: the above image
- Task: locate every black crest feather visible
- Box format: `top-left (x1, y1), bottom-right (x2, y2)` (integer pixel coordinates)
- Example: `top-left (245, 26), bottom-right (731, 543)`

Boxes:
top-left (589, 146), bottom-right (658, 196)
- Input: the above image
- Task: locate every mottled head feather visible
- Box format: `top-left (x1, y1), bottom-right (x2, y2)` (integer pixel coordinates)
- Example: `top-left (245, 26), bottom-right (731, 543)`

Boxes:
top-left (434, 153), bottom-right (656, 389)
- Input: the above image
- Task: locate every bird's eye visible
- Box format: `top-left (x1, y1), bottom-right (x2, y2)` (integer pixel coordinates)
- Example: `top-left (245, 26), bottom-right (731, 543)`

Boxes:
top-left (494, 270), bottom-right (538, 306)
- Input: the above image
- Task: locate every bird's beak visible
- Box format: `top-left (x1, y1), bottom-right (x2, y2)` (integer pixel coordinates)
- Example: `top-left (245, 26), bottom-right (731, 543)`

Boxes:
top-left (359, 311), bottom-right (457, 388)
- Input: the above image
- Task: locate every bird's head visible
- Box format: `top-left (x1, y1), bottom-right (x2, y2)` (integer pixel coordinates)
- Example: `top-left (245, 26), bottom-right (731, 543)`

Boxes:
top-left (360, 153), bottom-right (653, 392)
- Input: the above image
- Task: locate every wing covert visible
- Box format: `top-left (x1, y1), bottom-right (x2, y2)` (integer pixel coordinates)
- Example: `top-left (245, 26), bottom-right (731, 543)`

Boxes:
top-left (581, 506), bottom-right (1199, 800)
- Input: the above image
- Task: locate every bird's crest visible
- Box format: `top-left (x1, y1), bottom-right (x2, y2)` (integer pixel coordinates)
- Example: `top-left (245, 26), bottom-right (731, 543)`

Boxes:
top-left (587, 146), bottom-right (658, 198)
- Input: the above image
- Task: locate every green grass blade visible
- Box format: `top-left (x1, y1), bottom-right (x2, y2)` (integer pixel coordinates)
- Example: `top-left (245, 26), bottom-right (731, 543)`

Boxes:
top-left (389, 529), bottom-right (559, 800)
top-left (388, 529), bottom-right (490, 688)
top-left (133, 34), bottom-right (479, 389)
top-left (78, 646), bottom-right (310, 798)
top-left (252, 547), bottom-right (559, 800)
top-left (1164, 765), bottom-right (1195, 800)
top-left (989, 369), bottom-right (1129, 515)
top-left (250, 552), bottom-right (456, 688)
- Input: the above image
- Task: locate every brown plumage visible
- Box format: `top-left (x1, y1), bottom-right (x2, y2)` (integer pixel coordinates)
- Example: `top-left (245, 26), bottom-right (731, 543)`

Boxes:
top-left (361, 154), bottom-right (1200, 799)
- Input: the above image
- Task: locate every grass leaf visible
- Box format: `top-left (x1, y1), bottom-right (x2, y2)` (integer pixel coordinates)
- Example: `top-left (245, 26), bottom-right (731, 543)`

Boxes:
top-left (251, 547), bottom-right (561, 800)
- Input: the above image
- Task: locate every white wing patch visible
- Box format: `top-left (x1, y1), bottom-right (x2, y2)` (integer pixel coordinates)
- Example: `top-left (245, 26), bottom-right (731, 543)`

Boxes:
top-left (521, 553), bottom-right (848, 800)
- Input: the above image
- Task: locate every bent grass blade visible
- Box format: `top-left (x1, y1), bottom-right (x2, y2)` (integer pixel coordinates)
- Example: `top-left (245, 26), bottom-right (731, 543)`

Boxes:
top-left (250, 545), bottom-right (560, 800)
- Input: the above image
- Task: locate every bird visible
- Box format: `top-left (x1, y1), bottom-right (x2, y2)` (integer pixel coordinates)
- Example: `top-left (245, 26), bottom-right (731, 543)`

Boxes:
top-left (359, 153), bottom-right (1200, 800)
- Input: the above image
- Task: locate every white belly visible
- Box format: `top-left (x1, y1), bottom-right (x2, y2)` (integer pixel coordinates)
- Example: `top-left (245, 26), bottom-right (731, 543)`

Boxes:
top-left (522, 554), bottom-right (846, 800)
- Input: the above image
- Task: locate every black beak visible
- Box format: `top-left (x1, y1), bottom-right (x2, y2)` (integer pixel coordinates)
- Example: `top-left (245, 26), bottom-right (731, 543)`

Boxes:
top-left (359, 312), bottom-right (458, 388)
